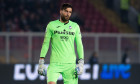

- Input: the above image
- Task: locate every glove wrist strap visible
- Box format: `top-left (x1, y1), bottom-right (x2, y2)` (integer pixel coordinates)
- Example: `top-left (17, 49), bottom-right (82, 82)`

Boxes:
top-left (39, 59), bottom-right (45, 65)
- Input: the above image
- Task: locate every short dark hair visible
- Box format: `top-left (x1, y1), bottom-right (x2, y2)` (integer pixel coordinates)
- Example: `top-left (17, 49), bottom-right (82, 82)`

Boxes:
top-left (60, 3), bottom-right (72, 10)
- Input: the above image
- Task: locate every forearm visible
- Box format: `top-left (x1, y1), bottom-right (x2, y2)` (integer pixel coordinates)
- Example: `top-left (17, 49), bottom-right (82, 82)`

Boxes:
top-left (40, 37), bottom-right (50, 58)
top-left (76, 38), bottom-right (84, 59)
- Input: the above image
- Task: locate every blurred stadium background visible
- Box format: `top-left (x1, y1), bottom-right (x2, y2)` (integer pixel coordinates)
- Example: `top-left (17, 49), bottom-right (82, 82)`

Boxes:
top-left (0, 0), bottom-right (140, 84)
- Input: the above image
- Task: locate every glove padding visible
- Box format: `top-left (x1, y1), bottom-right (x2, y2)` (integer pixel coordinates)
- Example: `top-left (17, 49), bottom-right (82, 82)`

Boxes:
top-left (38, 59), bottom-right (46, 76)
top-left (75, 59), bottom-right (84, 75)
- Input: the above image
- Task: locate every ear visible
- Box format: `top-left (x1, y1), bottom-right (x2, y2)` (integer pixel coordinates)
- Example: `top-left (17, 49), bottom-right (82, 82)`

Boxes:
top-left (60, 10), bottom-right (62, 14)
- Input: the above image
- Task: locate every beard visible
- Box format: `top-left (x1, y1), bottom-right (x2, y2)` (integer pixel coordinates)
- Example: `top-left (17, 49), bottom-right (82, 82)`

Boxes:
top-left (61, 14), bottom-right (70, 22)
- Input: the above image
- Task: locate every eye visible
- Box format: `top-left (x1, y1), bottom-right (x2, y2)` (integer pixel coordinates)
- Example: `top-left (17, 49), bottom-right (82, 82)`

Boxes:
top-left (64, 10), bottom-right (68, 12)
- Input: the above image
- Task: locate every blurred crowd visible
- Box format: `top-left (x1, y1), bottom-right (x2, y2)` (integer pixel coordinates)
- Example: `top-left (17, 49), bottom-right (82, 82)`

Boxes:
top-left (0, 0), bottom-right (58, 32)
top-left (131, 0), bottom-right (140, 11)
top-left (0, 0), bottom-right (140, 32)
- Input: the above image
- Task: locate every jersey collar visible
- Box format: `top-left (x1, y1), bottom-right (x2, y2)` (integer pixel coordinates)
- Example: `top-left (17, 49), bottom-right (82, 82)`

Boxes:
top-left (59, 19), bottom-right (69, 25)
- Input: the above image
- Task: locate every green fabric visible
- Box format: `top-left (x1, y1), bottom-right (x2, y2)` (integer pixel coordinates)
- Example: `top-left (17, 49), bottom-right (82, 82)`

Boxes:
top-left (47, 63), bottom-right (78, 84)
top-left (138, 14), bottom-right (140, 25)
top-left (40, 20), bottom-right (84, 63)
top-left (120, 0), bottom-right (129, 10)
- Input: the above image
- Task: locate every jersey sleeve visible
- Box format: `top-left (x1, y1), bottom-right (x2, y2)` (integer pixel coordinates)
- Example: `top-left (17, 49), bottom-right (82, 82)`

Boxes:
top-left (75, 24), bottom-right (84, 59)
top-left (40, 23), bottom-right (52, 58)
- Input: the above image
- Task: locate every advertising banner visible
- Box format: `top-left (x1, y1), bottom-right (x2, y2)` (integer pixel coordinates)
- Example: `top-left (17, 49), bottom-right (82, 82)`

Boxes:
top-left (0, 64), bottom-right (140, 84)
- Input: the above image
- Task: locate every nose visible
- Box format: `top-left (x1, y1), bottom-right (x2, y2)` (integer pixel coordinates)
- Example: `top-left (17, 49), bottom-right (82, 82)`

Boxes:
top-left (67, 12), bottom-right (70, 17)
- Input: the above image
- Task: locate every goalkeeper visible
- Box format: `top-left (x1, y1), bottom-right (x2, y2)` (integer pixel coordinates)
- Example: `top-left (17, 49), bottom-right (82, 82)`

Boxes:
top-left (38, 3), bottom-right (84, 84)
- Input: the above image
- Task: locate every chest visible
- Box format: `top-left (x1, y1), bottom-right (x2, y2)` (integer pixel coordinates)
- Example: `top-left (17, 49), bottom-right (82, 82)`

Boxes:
top-left (51, 24), bottom-right (76, 37)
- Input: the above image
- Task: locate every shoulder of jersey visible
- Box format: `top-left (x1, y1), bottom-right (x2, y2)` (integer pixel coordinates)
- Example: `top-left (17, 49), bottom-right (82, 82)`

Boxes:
top-left (48, 20), bottom-right (58, 25)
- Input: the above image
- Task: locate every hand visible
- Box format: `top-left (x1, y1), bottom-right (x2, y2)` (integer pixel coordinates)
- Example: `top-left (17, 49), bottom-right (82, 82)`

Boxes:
top-left (75, 59), bottom-right (84, 75)
top-left (38, 58), bottom-right (46, 76)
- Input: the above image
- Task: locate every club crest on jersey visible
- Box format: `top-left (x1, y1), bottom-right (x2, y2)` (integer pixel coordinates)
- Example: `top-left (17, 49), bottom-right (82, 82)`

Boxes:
top-left (69, 26), bottom-right (72, 29)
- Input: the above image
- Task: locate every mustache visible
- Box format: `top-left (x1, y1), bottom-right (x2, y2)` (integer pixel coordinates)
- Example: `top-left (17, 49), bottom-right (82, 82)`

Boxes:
top-left (65, 15), bottom-right (69, 17)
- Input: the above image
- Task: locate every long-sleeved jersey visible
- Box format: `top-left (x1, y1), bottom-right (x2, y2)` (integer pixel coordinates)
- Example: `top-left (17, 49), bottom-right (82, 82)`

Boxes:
top-left (40, 20), bottom-right (84, 63)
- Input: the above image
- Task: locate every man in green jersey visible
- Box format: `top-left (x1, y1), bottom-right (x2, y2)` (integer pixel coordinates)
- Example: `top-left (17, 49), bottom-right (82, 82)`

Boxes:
top-left (38, 3), bottom-right (84, 84)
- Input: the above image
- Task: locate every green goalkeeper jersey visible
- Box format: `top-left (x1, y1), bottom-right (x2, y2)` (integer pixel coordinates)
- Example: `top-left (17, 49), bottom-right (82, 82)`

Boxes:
top-left (40, 20), bottom-right (84, 63)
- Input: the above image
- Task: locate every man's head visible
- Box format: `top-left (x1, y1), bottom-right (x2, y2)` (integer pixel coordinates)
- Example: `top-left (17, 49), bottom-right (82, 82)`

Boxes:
top-left (60, 3), bottom-right (72, 22)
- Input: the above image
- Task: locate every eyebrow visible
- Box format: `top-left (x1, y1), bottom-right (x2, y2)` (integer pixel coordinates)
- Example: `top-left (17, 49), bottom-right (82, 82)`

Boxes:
top-left (64, 9), bottom-right (72, 13)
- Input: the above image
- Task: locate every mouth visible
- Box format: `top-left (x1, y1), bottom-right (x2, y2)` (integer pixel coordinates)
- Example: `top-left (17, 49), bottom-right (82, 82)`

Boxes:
top-left (65, 16), bottom-right (69, 19)
top-left (61, 15), bottom-right (70, 22)
top-left (65, 16), bottom-right (69, 17)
